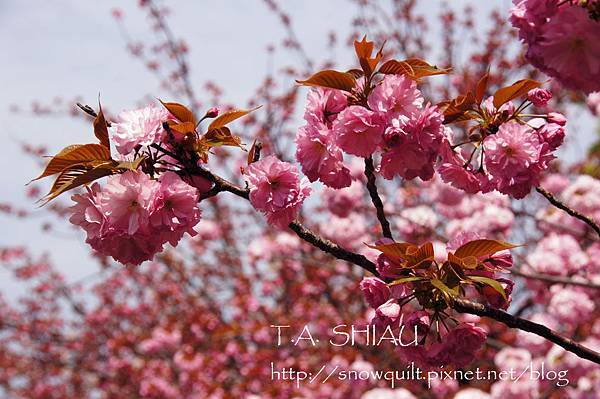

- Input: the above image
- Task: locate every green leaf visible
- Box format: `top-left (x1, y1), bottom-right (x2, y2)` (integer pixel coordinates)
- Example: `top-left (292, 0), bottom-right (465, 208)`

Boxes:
top-left (469, 276), bottom-right (507, 300)
top-left (388, 276), bottom-right (426, 287)
top-left (431, 278), bottom-right (458, 298)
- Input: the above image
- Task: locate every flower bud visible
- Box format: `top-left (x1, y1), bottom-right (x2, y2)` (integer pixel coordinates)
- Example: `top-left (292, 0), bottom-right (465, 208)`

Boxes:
top-left (205, 107), bottom-right (219, 118)
top-left (547, 112), bottom-right (567, 126)
top-left (527, 88), bottom-right (552, 107)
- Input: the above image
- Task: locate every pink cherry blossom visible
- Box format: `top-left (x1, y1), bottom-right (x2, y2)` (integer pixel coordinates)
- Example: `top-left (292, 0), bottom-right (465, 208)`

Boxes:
top-left (379, 104), bottom-right (448, 181)
top-left (295, 123), bottom-right (352, 189)
top-left (359, 277), bottom-right (391, 309)
top-left (444, 323), bottom-right (487, 367)
top-left (528, 88), bottom-right (552, 107)
top-left (111, 104), bottom-right (171, 155)
top-left (512, 3), bottom-right (600, 93)
top-left (333, 106), bottom-right (385, 158)
top-left (245, 155), bottom-right (311, 228)
top-left (587, 91), bottom-right (600, 115)
top-left (99, 171), bottom-right (159, 235)
top-left (484, 121), bottom-right (549, 199)
top-left (152, 171), bottom-right (201, 245)
top-left (303, 87), bottom-right (348, 127)
top-left (367, 74), bottom-right (424, 120)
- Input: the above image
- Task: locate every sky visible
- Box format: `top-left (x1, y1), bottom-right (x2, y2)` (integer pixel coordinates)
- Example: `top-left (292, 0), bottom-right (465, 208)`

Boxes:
top-left (4, 0), bottom-right (591, 298)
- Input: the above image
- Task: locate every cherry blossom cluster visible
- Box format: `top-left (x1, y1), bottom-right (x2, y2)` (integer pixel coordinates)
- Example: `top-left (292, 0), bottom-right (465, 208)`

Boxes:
top-left (359, 232), bottom-right (514, 370)
top-left (440, 93), bottom-right (566, 199)
top-left (296, 75), bottom-right (448, 187)
top-left (510, 0), bottom-right (600, 93)
top-left (244, 155), bottom-right (312, 228)
top-left (70, 170), bottom-right (200, 265)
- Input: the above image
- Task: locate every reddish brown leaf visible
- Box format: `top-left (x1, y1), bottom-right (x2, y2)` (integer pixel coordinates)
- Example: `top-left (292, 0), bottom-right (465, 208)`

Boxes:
top-left (199, 127), bottom-right (244, 153)
top-left (296, 70), bottom-right (357, 93)
top-left (160, 100), bottom-right (196, 124)
top-left (116, 156), bottom-right (145, 171)
top-left (469, 276), bottom-right (508, 300)
top-left (207, 106), bottom-right (261, 131)
top-left (492, 79), bottom-right (542, 109)
top-left (32, 144), bottom-right (112, 182)
top-left (169, 121), bottom-right (196, 134)
top-left (454, 239), bottom-right (520, 259)
top-left (93, 106), bottom-right (110, 148)
top-left (346, 69), bottom-right (365, 79)
top-left (405, 242), bottom-right (435, 268)
top-left (404, 58), bottom-right (451, 78)
top-left (475, 73), bottom-right (489, 104)
top-left (439, 92), bottom-right (477, 124)
top-left (354, 36), bottom-right (374, 60)
top-left (378, 60), bottom-right (414, 76)
top-left (366, 242), bottom-right (413, 260)
top-left (39, 163), bottom-right (115, 205)
top-left (247, 139), bottom-right (258, 165)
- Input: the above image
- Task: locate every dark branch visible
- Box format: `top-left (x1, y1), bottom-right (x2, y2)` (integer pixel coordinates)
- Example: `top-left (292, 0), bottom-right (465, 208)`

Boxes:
top-left (454, 298), bottom-right (600, 364)
top-left (512, 269), bottom-right (600, 289)
top-left (288, 222), bottom-right (378, 275)
top-left (364, 157), bottom-right (393, 240)
top-left (188, 166), bottom-right (600, 364)
top-left (536, 186), bottom-right (600, 239)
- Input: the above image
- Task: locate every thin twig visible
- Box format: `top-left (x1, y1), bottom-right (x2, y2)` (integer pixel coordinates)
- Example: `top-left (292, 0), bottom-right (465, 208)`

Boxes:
top-left (512, 269), bottom-right (600, 290)
top-left (189, 166), bottom-right (600, 364)
top-left (364, 157), bottom-right (394, 240)
top-left (536, 186), bottom-right (600, 239)
top-left (453, 298), bottom-right (600, 364)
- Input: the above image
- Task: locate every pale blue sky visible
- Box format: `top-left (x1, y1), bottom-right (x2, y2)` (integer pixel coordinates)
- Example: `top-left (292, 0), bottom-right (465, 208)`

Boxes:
top-left (5, 0), bottom-right (592, 298)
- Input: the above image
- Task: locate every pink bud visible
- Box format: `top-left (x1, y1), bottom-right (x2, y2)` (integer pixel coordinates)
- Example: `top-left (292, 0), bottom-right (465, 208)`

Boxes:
top-left (547, 112), bottom-right (566, 126)
top-left (206, 107), bottom-right (219, 118)
top-left (527, 88), bottom-right (552, 107)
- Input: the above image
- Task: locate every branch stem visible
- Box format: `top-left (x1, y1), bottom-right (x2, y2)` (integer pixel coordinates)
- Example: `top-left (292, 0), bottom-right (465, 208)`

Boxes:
top-left (536, 186), bottom-right (600, 239)
top-left (190, 167), bottom-right (600, 364)
top-left (364, 157), bottom-right (394, 239)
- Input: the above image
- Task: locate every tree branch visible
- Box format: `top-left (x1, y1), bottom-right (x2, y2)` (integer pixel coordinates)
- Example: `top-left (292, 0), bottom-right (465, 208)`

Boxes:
top-left (536, 186), bottom-right (600, 239)
top-left (453, 298), bottom-right (600, 364)
top-left (364, 157), bottom-right (394, 240)
top-left (188, 166), bottom-right (600, 364)
top-left (512, 268), bottom-right (600, 290)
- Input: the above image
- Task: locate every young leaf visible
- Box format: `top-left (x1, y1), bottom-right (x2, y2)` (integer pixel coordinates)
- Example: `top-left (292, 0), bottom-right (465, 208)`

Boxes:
top-left (346, 68), bottom-right (365, 79)
top-left (160, 100), bottom-right (196, 124)
top-left (475, 73), bottom-right (489, 104)
top-left (200, 127), bottom-right (244, 149)
top-left (431, 278), bottom-right (458, 299)
top-left (439, 92), bottom-right (477, 124)
top-left (378, 60), bottom-right (414, 76)
top-left (404, 242), bottom-right (435, 268)
top-left (169, 121), bottom-right (196, 135)
top-left (454, 239), bottom-right (520, 259)
top-left (469, 276), bottom-right (508, 300)
top-left (365, 242), bottom-right (413, 259)
top-left (207, 106), bottom-right (261, 131)
top-left (116, 156), bottom-right (145, 171)
top-left (354, 36), bottom-right (374, 60)
top-left (39, 163), bottom-right (115, 205)
top-left (404, 58), bottom-right (451, 78)
top-left (296, 70), bottom-right (357, 93)
top-left (32, 144), bottom-right (112, 182)
top-left (93, 106), bottom-right (110, 148)
top-left (247, 139), bottom-right (258, 165)
top-left (388, 276), bottom-right (426, 287)
top-left (492, 79), bottom-right (542, 109)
